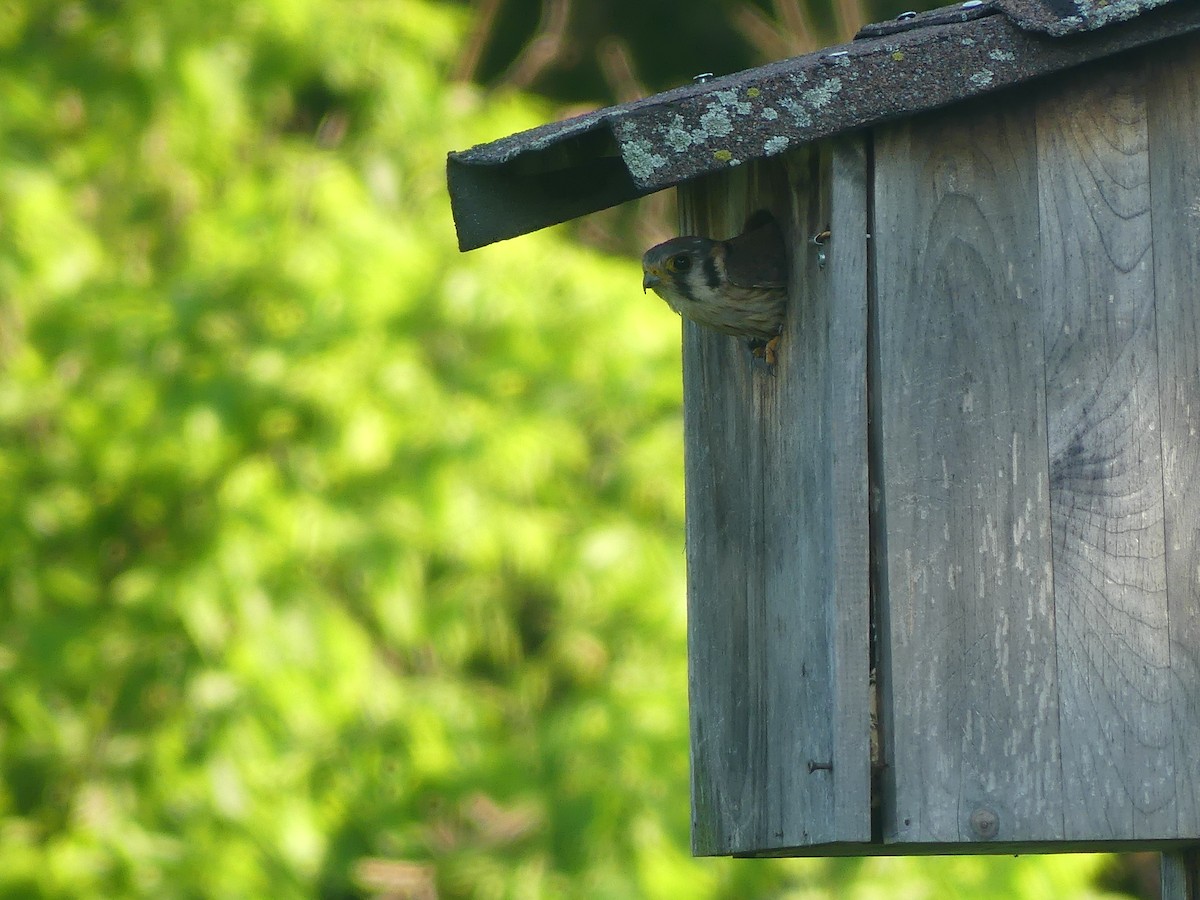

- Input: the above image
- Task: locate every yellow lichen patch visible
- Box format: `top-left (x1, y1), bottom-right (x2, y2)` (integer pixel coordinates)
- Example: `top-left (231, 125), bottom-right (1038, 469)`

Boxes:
top-left (746, 87), bottom-right (761, 98)
top-left (713, 149), bottom-right (733, 162)
top-left (891, 50), bottom-right (906, 61)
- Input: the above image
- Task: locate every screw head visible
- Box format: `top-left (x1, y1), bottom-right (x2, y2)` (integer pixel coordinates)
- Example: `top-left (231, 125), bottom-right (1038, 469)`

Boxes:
top-left (693, 73), bottom-right (714, 84)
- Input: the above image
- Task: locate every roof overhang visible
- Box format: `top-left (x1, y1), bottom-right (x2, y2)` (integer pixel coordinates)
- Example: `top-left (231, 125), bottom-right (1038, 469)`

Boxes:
top-left (448, 0), bottom-right (1197, 251)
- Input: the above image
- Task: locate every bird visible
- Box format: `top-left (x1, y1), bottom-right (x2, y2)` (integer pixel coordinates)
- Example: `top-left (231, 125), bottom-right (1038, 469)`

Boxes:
top-left (641, 210), bottom-right (789, 367)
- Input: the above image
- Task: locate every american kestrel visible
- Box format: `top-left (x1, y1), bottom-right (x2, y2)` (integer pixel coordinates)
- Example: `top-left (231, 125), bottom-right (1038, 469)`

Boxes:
top-left (641, 211), bottom-right (788, 366)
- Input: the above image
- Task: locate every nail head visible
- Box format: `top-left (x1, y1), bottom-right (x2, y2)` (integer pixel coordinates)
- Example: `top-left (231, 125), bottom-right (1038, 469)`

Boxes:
top-left (970, 807), bottom-right (999, 839)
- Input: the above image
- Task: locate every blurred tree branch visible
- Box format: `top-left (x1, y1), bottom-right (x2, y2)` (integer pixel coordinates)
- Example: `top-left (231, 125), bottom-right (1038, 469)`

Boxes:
top-left (454, 0), bottom-right (506, 83)
top-left (497, 0), bottom-right (573, 90)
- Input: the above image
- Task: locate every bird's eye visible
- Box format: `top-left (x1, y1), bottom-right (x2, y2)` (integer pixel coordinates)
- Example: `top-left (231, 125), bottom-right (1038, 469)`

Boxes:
top-left (671, 254), bottom-right (692, 272)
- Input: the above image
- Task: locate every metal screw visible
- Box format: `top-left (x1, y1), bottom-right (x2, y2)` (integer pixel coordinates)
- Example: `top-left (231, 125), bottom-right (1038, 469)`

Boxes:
top-left (896, 10), bottom-right (917, 19)
top-left (807, 760), bottom-right (833, 773)
top-left (969, 807), bottom-right (999, 839)
top-left (693, 73), bottom-right (714, 83)
top-left (811, 229), bottom-right (831, 269)
top-left (962, 0), bottom-right (984, 6)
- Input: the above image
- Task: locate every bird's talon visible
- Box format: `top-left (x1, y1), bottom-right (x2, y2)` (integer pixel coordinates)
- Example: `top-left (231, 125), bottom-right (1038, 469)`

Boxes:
top-left (764, 335), bottom-right (780, 368)
top-left (747, 337), bottom-right (778, 374)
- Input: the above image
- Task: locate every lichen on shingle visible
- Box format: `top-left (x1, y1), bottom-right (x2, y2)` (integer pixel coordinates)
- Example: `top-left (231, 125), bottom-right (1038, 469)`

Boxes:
top-left (665, 114), bottom-right (700, 152)
top-left (712, 88), bottom-right (753, 114)
top-left (622, 136), bottom-right (668, 181)
top-left (764, 136), bottom-right (790, 155)
top-left (803, 78), bottom-right (843, 108)
top-left (699, 107), bottom-right (733, 138)
top-left (1073, 0), bottom-right (1171, 29)
top-left (779, 96), bottom-right (813, 127)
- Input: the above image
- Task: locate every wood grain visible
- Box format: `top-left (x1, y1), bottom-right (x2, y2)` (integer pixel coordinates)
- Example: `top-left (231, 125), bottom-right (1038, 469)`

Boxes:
top-left (1148, 35), bottom-right (1200, 838)
top-left (1036, 58), bottom-right (1175, 841)
top-left (682, 145), bottom-right (871, 855)
top-left (874, 96), bottom-right (1063, 844)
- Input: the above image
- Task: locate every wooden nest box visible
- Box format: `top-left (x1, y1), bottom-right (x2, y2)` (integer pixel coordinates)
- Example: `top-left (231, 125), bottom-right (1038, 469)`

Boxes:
top-left (449, 0), bottom-right (1200, 864)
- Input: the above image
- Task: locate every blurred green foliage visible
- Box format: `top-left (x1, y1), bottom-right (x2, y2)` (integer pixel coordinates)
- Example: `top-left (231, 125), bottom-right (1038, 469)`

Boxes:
top-left (0, 0), bottom-right (1137, 897)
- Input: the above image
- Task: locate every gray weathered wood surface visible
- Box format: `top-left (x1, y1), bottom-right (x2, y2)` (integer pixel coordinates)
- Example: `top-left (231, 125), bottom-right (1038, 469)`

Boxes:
top-left (870, 49), bottom-right (1200, 847)
top-left (1148, 36), bottom-right (1200, 840)
top-left (1037, 56), bottom-right (1175, 842)
top-left (874, 92), bottom-right (1063, 844)
top-left (681, 144), bottom-right (871, 855)
top-left (826, 139), bottom-right (873, 844)
top-left (684, 36), bottom-right (1200, 855)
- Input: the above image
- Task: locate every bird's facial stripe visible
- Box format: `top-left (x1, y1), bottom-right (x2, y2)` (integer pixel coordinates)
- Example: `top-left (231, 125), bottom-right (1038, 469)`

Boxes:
top-left (702, 252), bottom-right (721, 292)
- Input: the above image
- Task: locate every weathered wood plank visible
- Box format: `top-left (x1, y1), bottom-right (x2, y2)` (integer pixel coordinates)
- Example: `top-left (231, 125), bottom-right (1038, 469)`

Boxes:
top-left (682, 146), bottom-right (871, 854)
top-left (874, 96), bottom-right (1062, 844)
top-left (827, 137), bottom-right (873, 843)
top-left (1161, 848), bottom-right (1200, 900)
top-left (1148, 36), bottom-right (1200, 839)
top-left (680, 166), bottom-right (771, 856)
top-left (1035, 58), bottom-right (1174, 840)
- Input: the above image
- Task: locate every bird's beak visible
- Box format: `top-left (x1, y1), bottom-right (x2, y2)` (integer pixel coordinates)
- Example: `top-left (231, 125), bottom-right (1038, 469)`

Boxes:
top-left (642, 269), bottom-right (661, 293)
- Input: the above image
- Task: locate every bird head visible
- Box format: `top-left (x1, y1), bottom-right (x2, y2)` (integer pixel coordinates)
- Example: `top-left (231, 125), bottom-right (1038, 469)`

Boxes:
top-left (640, 237), bottom-right (719, 315)
top-left (639, 212), bottom-right (788, 341)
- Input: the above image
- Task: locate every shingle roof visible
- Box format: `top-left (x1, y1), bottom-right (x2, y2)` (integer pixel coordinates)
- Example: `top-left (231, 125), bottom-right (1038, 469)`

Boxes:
top-left (448, 0), bottom-right (1196, 251)
top-left (994, 0), bottom-right (1176, 35)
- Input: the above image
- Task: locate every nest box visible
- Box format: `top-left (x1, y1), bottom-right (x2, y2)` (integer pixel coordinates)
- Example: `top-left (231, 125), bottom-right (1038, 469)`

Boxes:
top-left (448, 0), bottom-right (1200, 864)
